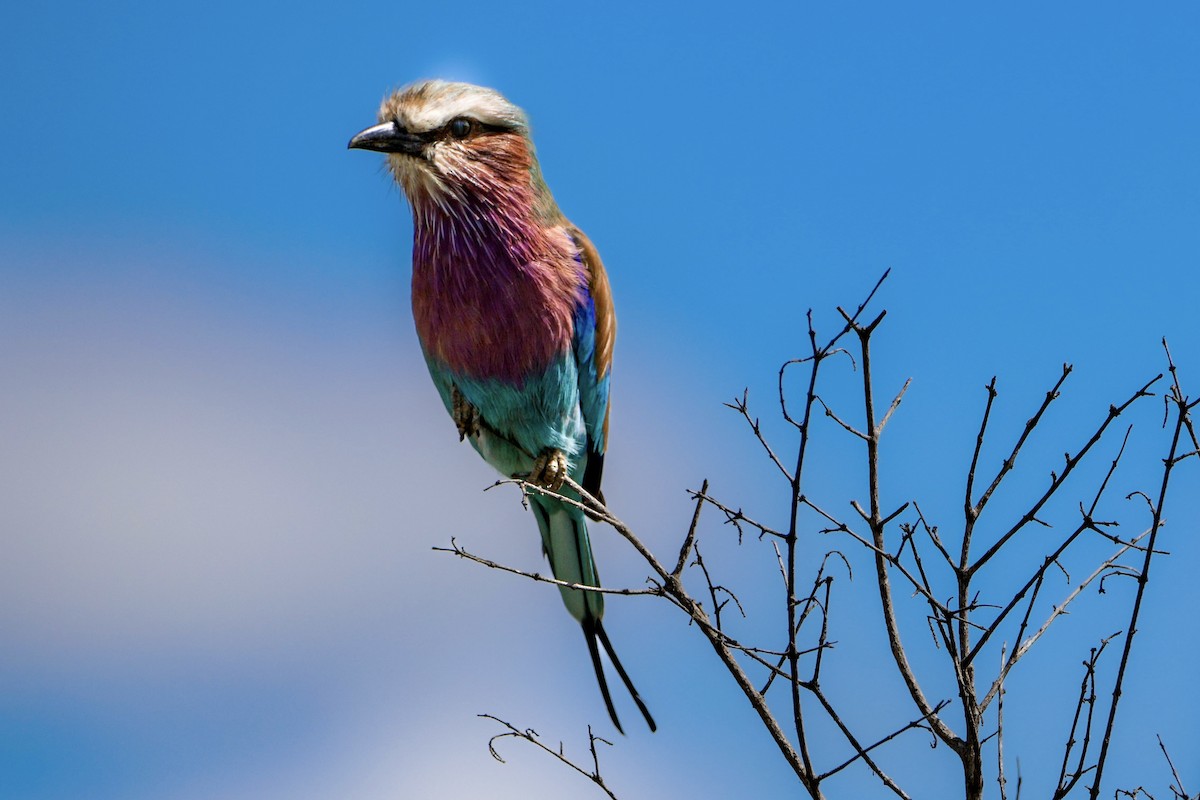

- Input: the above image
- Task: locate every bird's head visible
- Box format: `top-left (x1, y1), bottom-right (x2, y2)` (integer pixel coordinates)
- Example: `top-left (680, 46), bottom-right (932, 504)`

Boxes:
top-left (349, 80), bottom-right (555, 220)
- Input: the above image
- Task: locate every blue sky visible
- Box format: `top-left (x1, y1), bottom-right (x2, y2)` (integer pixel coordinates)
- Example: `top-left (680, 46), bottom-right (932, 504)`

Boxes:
top-left (2, 2), bottom-right (1198, 798)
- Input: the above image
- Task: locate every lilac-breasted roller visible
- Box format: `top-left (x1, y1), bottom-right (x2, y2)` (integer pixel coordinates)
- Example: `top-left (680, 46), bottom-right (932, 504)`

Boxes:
top-left (349, 80), bottom-right (654, 733)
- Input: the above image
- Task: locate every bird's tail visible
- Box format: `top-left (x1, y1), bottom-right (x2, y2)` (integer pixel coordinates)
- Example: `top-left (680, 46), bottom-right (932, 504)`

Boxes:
top-left (531, 497), bottom-right (656, 733)
top-left (582, 616), bottom-right (657, 734)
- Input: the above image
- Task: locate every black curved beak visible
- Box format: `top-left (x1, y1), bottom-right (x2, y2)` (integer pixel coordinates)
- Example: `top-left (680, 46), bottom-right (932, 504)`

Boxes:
top-left (347, 121), bottom-right (425, 155)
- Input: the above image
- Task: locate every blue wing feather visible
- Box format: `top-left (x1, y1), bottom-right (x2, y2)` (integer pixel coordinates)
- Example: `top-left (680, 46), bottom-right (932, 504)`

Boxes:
top-left (572, 290), bottom-right (610, 457)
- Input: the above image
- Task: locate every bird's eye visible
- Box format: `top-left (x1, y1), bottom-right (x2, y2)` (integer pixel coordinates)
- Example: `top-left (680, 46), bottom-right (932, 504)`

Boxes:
top-left (449, 118), bottom-right (473, 139)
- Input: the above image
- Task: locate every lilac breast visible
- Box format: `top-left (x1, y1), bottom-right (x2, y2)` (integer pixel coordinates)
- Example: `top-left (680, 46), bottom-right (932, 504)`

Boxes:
top-left (411, 216), bottom-right (584, 386)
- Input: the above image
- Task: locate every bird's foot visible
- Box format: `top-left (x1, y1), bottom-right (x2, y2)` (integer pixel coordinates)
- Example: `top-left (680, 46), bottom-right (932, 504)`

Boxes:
top-left (451, 385), bottom-right (481, 441)
top-left (529, 448), bottom-right (569, 492)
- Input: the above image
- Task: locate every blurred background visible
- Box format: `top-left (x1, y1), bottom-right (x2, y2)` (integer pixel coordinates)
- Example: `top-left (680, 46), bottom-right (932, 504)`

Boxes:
top-left (2, 2), bottom-right (1198, 798)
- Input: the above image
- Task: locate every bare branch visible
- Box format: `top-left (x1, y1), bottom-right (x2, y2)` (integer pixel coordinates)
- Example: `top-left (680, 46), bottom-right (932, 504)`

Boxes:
top-left (980, 530), bottom-right (1150, 713)
top-left (483, 473), bottom-right (818, 789)
top-left (973, 364), bottom-right (1073, 519)
top-left (1054, 634), bottom-right (1119, 799)
top-left (726, 390), bottom-right (795, 482)
top-left (816, 395), bottom-right (869, 440)
top-left (964, 377), bottom-right (999, 526)
top-left (692, 489), bottom-right (785, 541)
top-left (1164, 339), bottom-right (1200, 454)
top-left (692, 541), bottom-right (747, 632)
top-left (1090, 356), bottom-right (1192, 799)
top-left (673, 479), bottom-right (709, 577)
top-left (997, 644), bottom-right (1009, 800)
top-left (1116, 787), bottom-right (1159, 800)
top-left (823, 510), bottom-right (953, 616)
top-left (480, 715), bottom-right (620, 800)
top-left (968, 426), bottom-right (1136, 667)
top-left (970, 372), bottom-right (1161, 574)
top-left (877, 377), bottom-right (913, 434)
top-left (912, 501), bottom-right (955, 567)
top-left (434, 538), bottom-right (662, 598)
top-left (815, 692), bottom-right (951, 796)
top-left (844, 307), bottom-right (962, 755)
top-left (1157, 735), bottom-right (1192, 800)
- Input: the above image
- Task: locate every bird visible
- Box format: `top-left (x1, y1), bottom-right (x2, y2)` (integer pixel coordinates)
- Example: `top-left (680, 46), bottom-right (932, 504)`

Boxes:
top-left (349, 80), bottom-right (655, 733)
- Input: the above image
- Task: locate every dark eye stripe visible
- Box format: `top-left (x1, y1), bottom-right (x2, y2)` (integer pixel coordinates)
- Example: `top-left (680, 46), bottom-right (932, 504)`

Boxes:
top-left (389, 117), bottom-right (514, 144)
top-left (441, 118), bottom-right (513, 140)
